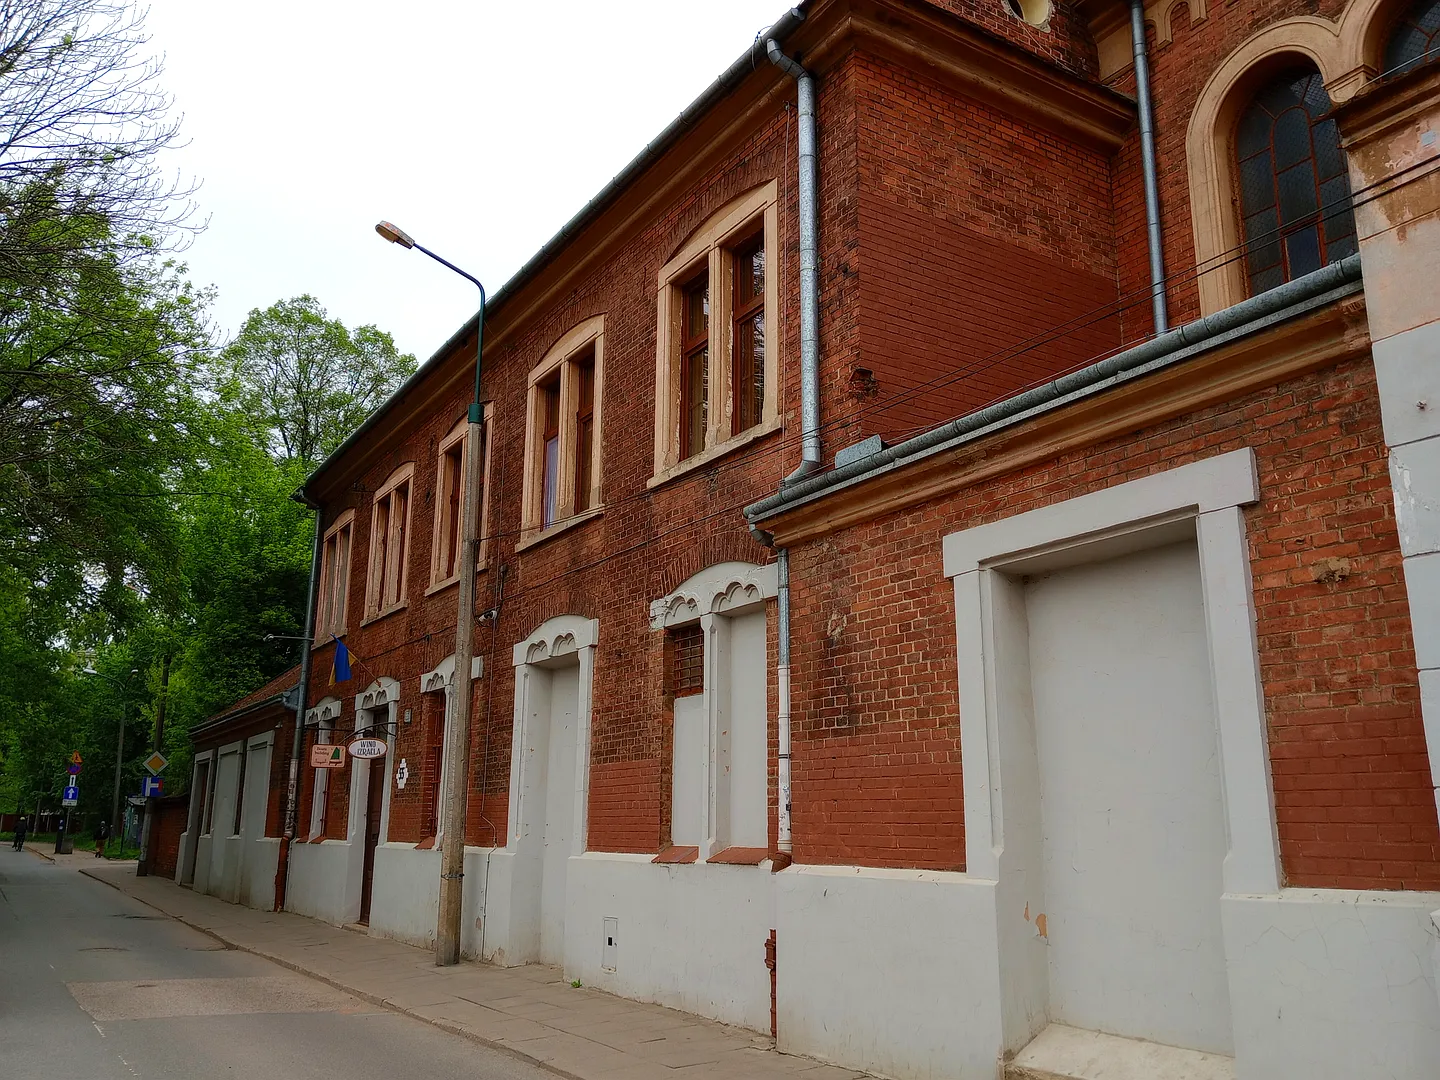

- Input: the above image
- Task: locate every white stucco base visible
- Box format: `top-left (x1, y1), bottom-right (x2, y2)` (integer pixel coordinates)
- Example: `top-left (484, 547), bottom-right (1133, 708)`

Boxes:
top-left (1223, 890), bottom-right (1440, 1080)
top-left (364, 843), bottom-right (515, 961)
top-left (776, 865), bottom-right (1005, 1080)
top-left (564, 853), bottom-right (773, 1031)
top-left (182, 831), bottom-right (277, 911)
top-left (285, 839), bottom-right (357, 924)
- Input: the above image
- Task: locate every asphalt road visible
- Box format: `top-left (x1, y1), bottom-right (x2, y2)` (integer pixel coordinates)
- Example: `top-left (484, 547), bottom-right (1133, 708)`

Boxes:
top-left (0, 847), bottom-right (552, 1079)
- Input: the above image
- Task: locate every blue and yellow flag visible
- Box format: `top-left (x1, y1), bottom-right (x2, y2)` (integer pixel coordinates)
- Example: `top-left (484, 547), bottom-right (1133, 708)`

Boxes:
top-left (330, 637), bottom-right (352, 684)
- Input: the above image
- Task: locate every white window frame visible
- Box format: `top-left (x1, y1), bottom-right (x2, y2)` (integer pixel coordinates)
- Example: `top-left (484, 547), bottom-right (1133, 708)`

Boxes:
top-left (650, 561), bottom-right (778, 861)
top-left (316, 509), bottom-right (354, 643)
top-left (365, 462), bottom-right (414, 621)
top-left (305, 696), bottom-right (342, 842)
top-left (519, 316), bottom-right (605, 548)
top-left (652, 181), bottom-right (780, 487)
top-left (428, 407), bottom-right (496, 594)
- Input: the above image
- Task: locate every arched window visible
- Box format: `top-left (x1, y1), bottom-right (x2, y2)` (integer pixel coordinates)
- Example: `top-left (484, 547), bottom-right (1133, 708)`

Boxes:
top-left (1234, 68), bottom-right (1357, 296)
top-left (1385, 0), bottom-right (1440, 75)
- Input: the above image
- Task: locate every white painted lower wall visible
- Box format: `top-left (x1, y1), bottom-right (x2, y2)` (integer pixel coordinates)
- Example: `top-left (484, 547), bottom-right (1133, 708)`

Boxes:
top-left (563, 853), bottom-right (773, 1031)
top-left (285, 839), bottom-right (357, 924)
top-left (184, 830), bottom-right (279, 912)
top-left (364, 843), bottom-right (515, 961)
top-left (775, 865), bottom-right (1005, 1080)
top-left (1224, 890), bottom-right (1440, 1080)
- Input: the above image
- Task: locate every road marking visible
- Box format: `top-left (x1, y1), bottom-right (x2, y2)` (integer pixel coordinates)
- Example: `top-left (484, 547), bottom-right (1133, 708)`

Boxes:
top-left (93, 1021), bottom-right (105, 1037)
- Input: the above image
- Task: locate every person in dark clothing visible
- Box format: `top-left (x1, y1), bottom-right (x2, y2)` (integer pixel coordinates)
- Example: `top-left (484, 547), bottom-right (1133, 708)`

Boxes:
top-left (13, 816), bottom-right (28, 850)
top-left (94, 819), bottom-right (108, 858)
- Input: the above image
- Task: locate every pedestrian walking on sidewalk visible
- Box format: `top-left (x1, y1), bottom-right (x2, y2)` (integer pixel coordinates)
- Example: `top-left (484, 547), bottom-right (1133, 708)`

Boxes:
top-left (12, 816), bottom-right (27, 850)
top-left (94, 819), bottom-right (109, 858)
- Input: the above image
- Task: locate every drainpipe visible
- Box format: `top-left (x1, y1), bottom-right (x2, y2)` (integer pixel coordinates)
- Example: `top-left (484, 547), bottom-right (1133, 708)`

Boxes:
top-left (774, 548), bottom-right (793, 867)
top-left (275, 505), bottom-right (322, 912)
top-left (1130, 0), bottom-right (1169, 334)
top-left (767, 39), bottom-right (823, 482)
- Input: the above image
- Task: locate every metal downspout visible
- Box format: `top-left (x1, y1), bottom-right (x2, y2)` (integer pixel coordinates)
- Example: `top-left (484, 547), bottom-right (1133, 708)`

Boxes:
top-left (767, 40), bottom-right (823, 482)
top-left (275, 507), bottom-right (322, 911)
top-left (1130, 0), bottom-right (1169, 334)
top-left (775, 549), bottom-right (793, 862)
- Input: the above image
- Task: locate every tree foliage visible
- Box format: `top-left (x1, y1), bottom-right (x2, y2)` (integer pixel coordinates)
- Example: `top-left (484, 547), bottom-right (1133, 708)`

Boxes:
top-left (222, 295), bottom-right (416, 467)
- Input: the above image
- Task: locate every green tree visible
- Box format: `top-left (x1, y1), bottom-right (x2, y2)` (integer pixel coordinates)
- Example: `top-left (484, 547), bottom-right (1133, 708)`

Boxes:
top-left (221, 296), bottom-right (416, 467)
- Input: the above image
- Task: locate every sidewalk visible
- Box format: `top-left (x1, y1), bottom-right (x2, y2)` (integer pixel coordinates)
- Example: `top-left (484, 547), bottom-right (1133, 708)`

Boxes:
top-left (24, 843), bottom-right (137, 869)
top-left (79, 863), bottom-right (867, 1080)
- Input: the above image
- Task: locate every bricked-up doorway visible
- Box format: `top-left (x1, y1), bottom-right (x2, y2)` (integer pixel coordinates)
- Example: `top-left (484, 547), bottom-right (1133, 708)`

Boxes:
top-left (1024, 539), bottom-right (1230, 1053)
top-left (506, 615), bottom-right (599, 967)
top-left (945, 450), bottom-right (1278, 1064)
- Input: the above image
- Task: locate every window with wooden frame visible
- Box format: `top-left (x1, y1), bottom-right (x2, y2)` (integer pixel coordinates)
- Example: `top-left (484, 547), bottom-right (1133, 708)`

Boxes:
top-left (428, 410), bottom-right (495, 593)
top-left (731, 232), bottom-right (765, 436)
top-left (521, 316), bottom-right (605, 543)
top-left (654, 182), bottom-right (779, 483)
top-left (365, 463), bottom-right (414, 619)
top-left (316, 510), bottom-right (354, 640)
top-left (1233, 67), bottom-right (1356, 297)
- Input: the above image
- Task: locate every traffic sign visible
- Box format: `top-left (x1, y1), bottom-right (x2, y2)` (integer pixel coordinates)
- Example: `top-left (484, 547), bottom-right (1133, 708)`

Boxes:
top-left (62, 785), bottom-right (79, 807)
top-left (143, 750), bottom-right (169, 775)
top-left (141, 776), bottom-right (163, 797)
top-left (67, 763), bottom-right (81, 775)
top-left (310, 743), bottom-right (345, 769)
top-left (69, 751), bottom-right (82, 765)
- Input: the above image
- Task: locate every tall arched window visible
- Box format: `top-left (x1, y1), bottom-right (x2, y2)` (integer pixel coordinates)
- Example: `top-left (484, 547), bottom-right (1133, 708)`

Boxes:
top-left (1386, 0), bottom-right (1440, 76)
top-left (1234, 68), bottom-right (1357, 296)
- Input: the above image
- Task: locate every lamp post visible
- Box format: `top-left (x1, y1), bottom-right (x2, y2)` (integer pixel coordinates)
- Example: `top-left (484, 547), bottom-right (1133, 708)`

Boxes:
top-left (375, 220), bottom-right (486, 967)
top-left (83, 666), bottom-right (140, 848)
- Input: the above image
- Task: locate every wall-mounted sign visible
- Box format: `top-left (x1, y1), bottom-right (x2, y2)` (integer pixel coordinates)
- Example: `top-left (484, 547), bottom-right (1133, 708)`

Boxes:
top-left (310, 743), bottom-right (345, 769)
top-left (395, 758), bottom-right (409, 789)
top-left (348, 738), bottom-right (387, 760)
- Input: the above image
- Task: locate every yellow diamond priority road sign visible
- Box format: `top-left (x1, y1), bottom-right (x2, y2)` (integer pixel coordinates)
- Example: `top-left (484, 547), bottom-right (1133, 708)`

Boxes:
top-left (143, 750), bottom-right (169, 775)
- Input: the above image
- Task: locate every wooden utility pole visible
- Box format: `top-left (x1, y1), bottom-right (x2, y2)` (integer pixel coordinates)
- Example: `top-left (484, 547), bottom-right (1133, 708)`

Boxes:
top-left (136, 654), bottom-right (170, 876)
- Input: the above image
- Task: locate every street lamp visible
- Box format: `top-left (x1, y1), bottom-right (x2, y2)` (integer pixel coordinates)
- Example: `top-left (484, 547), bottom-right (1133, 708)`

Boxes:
top-left (82, 666), bottom-right (140, 849)
top-left (376, 220), bottom-right (486, 967)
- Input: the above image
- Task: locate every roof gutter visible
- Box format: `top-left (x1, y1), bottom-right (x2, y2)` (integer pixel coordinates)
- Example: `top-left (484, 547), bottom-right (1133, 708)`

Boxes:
top-left (296, 5), bottom-right (809, 504)
top-left (745, 254), bottom-right (1364, 530)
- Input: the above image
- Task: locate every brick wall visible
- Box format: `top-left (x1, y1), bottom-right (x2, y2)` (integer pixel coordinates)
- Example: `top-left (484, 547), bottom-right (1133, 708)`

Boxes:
top-left (852, 50), bottom-right (1121, 444)
top-left (1107, 0), bottom-right (1355, 327)
top-left (787, 354), bottom-right (1439, 889)
top-left (149, 797), bottom-right (189, 880)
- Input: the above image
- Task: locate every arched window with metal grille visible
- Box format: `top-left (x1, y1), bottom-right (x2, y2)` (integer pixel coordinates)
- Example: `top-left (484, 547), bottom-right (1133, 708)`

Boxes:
top-left (1386, 0), bottom-right (1440, 76)
top-left (1234, 67), bottom-right (1358, 297)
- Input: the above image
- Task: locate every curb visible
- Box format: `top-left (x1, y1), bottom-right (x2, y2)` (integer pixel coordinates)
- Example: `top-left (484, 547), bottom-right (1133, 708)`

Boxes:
top-left (77, 868), bottom-right (580, 1080)
top-left (24, 844), bottom-right (54, 862)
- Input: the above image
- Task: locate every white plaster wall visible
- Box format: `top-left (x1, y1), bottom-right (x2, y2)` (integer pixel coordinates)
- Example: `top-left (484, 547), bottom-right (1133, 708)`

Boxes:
top-left (193, 834), bottom-right (213, 893)
top-left (365, 843), bottom-right (514, 962)
top-left (1025, 540), bottom-right (1232, 1054)
top-left (239, 837), bottom-right (279, 910)
top-left (566, 853), bottom-right (773, 1032)
top-left (285, 840), bottom-right (356, 924)
top-left (719, 609), bottom-right (767, 849)
top-left (1224, 890), bottom-right (1440, 1080)
top-left (775, 865), bottom-right (1004, 1080)
top-left (672, 695), bottom-right (705, 847)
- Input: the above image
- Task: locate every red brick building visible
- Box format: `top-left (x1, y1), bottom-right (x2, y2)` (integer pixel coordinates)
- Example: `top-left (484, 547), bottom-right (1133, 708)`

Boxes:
top-left (186, 2), bottom-right (1440, 1077)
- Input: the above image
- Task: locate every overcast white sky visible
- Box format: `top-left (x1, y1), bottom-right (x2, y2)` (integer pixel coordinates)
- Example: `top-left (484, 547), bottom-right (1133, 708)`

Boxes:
top-left (143, 0), bottom-right (791, 360)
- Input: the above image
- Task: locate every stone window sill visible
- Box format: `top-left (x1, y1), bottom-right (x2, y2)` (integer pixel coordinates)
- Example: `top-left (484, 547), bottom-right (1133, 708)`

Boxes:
top-left (359, 601), bottom-right (407, 629)
top-left (514, 506), bottom-right (605, 555)
top-left (648, 417), bottom-right (782, 491)
top-left (707, 846), bottom-right (769, 865)
top-left (652, 845), bottom-right (699, 864)
top-left (425, 563), bottom-right (490, 598)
